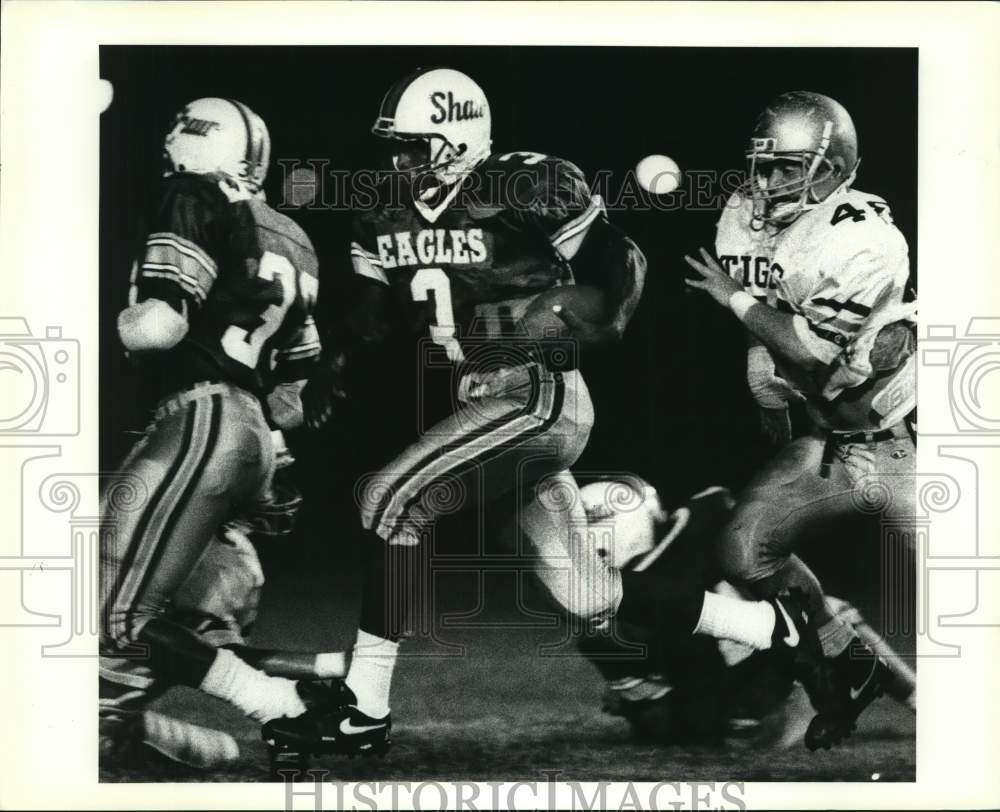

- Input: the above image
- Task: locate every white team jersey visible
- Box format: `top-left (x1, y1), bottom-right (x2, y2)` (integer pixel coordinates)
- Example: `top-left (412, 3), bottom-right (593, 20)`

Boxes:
top-left (716, 188), bottom-right (916, 424)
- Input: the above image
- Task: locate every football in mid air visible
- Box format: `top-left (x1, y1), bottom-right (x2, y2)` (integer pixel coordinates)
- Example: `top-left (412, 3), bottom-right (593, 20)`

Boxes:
top-left (636, 154), bottom-right (682, 195)
top-left (522, 285), bottom-right (607, 340)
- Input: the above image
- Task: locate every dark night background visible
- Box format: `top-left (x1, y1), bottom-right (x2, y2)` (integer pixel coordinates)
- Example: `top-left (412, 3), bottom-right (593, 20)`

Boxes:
top-left (99, 46), bottom-right (917, 652)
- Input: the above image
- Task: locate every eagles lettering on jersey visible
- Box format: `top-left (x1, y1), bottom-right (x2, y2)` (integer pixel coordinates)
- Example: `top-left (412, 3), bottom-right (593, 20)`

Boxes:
top-left (351, 152), bottom-right (603, 356)
top-left (129, 173), bottom-right (321, 396)
top-left (717, 188), bottom-right (914, 402)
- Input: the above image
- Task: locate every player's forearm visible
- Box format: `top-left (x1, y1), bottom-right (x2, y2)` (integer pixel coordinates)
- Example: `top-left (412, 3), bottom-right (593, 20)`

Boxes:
top-left (732, 296), bottom-right (823, 375)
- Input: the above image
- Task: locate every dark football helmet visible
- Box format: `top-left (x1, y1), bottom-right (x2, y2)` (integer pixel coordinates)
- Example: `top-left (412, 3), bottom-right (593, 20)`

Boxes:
top-left (744, 91), bottom-right (859, 229)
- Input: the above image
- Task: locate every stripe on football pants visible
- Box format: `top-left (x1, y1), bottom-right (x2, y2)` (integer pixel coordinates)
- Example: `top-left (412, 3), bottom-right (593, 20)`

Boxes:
top-left (107, 395), bottom-right (219, 644)
top-left (366, 365), bottom-right (544, 535)
top-left (130, 394), bottom-right (223, 638)
top-left (105, 404), bottom-right (197, 643)
top-left (372, 369), bottom-right (565, 541)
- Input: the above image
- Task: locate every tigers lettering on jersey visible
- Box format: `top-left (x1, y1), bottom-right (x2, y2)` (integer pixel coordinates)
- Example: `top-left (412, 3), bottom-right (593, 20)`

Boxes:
top-left (718, 255), bottom-right (785, 298)
top-left (376, 228), bottom-right (489, 269)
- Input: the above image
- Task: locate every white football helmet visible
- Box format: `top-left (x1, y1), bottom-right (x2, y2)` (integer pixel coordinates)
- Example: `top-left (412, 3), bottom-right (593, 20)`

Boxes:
top-left (372, 68), bottom-right (491, 187)
top-left (580, 478), bottom-right (668, 569)
top-left (163, 97), bottom-right (271, 195)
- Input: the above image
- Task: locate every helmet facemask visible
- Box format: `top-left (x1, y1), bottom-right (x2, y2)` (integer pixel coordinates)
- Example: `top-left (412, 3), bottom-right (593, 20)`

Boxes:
top-left (375, 127), bottom-right (473, 201)
top-left (372, 69), bottom-right (492, 206)
top-left (744, 119), bottom-right (856, 230)
top-left (376, 133), bottom-right (468, 200)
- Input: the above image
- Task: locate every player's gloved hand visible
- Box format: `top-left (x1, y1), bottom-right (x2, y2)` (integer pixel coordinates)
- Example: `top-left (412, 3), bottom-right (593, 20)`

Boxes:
top-left (683, 247), bottom-right (742, 307)
top-left (758, 405), bottom-right (793, 447)
top-left (302, 351), bottom-right (347, 430)
top-left (551, 305), bottom-right (623, 346)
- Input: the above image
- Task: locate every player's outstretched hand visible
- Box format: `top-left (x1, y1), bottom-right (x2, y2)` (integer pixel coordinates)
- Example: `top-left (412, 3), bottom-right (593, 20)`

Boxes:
top-left (683, 247), bottom-right (742, 307)
top-left (552, 305), bottom-right (622, 346)
top-left (302, 352), bottom-right (348, 430)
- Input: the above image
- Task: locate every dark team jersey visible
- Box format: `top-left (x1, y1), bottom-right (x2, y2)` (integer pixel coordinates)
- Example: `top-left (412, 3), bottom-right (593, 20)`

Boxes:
top-left (128, 172), bottom-right (321, 397)
top-left (350, 151), bottom-right (605, 361)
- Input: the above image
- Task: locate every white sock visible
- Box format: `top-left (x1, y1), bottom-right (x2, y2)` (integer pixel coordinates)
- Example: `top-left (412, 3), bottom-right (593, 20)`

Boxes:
top-left (200, 648), bottom-right (306, 723)
top-left (313, 651), bottom-right (348, 679)
top-left (345, 630), bottom-right (398, 718)
top-left (693, 591), bottom-right (776, 650)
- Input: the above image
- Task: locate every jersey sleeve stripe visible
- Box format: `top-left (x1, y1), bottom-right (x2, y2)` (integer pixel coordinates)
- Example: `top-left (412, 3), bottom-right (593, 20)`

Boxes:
top-left (147, 233), bottom-right (218, 278)
top-left (350, 241), bottom-right (382, 265)
top-left (551, 195), bottom-right (605, 260)
top-left (810, 297), bottom-right (872, 317)
top-left (143, 241), bottom-right (216, 300)
top-left (352, 250), bottom-right (389, 285)
top-left (275, 344), bottom-right (322, 361)
top-left (140, 265), bottom-right (208, 303)
top-left (825, 315), bottom-right (866, 335)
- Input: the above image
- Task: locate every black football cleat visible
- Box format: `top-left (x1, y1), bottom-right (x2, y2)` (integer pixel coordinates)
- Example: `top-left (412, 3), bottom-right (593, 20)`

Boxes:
top-left (262, 684), bottom-right (391, 777)
top-left (769, 589), bottom-right (821, 658)
top-left (804, 643), bottom-right (890, 751)
top-left (295, 678), bottom-right (349, 712)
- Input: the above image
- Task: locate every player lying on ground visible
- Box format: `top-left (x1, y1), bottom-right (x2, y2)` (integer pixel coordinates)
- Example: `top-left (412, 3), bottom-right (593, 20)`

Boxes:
top-left (100, 437), bottom-right (349, 769)
top-left (682, 91), bottom-right (917, 749)
top-left (575, 478), bottom-right (915, 746)
top-left (102, 98), bottom-right (337, 733)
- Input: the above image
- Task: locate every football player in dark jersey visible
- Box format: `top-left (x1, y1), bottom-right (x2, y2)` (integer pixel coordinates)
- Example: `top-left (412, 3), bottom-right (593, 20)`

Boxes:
top-left (101, 98), bottom-right (330, 729)
top-left (575, 478), bottom-right (915, 746)
top-left (263, 67), bottom-right (651, 759)
top-left (100, 432), bottom-right (351, 770)
top-left (262, 69), bottom-right (822, 765)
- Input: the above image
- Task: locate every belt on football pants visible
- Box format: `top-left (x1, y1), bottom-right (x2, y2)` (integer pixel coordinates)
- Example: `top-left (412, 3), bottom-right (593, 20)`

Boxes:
top-left (819, 418), bottom-right (913, 479)
top-left (154, 381), bottom-right (259, 421)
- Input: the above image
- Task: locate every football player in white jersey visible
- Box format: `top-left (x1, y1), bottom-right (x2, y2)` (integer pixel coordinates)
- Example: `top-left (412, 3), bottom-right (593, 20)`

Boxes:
top-left (683, 91), bottom-right (916, 750)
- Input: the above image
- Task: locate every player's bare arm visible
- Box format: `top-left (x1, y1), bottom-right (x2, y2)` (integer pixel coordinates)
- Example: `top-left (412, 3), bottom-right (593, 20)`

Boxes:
top-left (684, 247), bottom-right (826, 377)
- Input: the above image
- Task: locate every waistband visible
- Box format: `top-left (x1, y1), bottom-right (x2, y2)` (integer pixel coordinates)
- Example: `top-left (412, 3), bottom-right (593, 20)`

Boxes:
top-left (153, 381), bottom-right (260, 420)
top-left (819, 416), bottom-right (913, 479)
top-left (827, 420), bottom-right (912, 446)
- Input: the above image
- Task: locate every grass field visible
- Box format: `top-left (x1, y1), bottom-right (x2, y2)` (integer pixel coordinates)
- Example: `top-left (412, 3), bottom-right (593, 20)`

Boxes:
top-left (99, 622), bottom-right (915, 784)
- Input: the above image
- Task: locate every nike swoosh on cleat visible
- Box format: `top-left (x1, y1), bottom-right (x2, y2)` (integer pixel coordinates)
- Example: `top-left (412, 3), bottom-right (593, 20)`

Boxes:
top-left (775, 599), bottom-right (800, 647)
top-left (339, 718), bottom-right (385, 736)
top-left (850, 663), bottom-right (877, 701)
